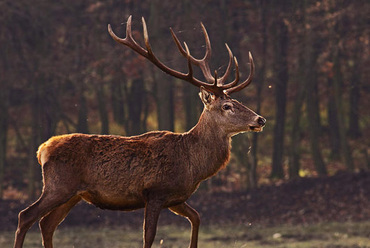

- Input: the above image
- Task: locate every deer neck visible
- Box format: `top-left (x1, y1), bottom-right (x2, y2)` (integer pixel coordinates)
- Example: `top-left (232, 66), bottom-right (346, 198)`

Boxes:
top-left (185, 110), bottom-right (231, 183)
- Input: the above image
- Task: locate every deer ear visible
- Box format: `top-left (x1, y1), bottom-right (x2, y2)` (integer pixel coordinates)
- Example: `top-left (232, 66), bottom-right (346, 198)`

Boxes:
top-left (199, 86), bottom-right (215, 106)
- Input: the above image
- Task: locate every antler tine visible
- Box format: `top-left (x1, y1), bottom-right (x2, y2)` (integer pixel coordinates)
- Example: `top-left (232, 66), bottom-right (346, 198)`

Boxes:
top-left (170, 24), bottom-right (214, 84)
top-left (224, 52), bottom-right (254, 95)
top-left (183, 42), bottom-right (194, 80)
top-left (220, 56), bottom-right (240, 91)
top-left (228, 57), bottom-right (240, 87)
top-left (199, 23), bottom-right (212, 63)
top-left (217, 43), bottom-right (234, 86)
top-left (108, 16), bottom-right (147, 57)
top-left (142, 17), bottom-right (153, 55)
top-left (214, 70), bottom-right (218, 87)
top-left (169, 28), bottom-right (187, 57)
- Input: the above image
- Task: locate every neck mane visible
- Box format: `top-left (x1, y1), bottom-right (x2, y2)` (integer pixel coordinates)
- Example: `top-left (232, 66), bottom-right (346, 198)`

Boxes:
top-left (184, 109), bottom-right (232, 184)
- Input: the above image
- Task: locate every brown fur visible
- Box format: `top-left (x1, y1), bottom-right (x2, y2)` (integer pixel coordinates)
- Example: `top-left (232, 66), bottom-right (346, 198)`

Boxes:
top-left (14, 93), bottom-right (265, 248)
top-left (36, 110), bottom-right (233, 210)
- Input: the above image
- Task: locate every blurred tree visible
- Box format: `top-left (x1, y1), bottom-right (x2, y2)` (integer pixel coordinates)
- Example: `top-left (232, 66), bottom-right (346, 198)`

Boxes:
top-left (0, 0), bottom-right (26, 198)
top-left (288, 1), bottom-right (307, 178)
top-left (181, 0), bottom-right (202, 131)
top-left (96, 80), bottom-right (110, 135)
top-left (347, 1), bottom-right (365, 139)
top-left (76, 93), bottom-right (89, 133)
top-left (0, 83), bottom-right (9, 198)
top-left (125, 78), bottom-right (147, 135)
top-left (149, 0), bottom-right (175, 132)
top-left (111, 77), bottom-right (126, 126)
top-left (249, 0), bottom-right (268, 185)
top-left (28, 78), bottom-right (42, 199)
top-left (328, 0), bottom-right (354, 171)
top-left (305, 18), bottom-right (327, 176)
top-left (270, 2), bottom-right (289, 179)
top-left (91, 39), bottom-right (110, 135)
top-left (327, 73), bottom-right (341, 160)
top-left (332, 49), bottom-right (354, 171)
top-left (0, 6), bottom-right (11, 196)
top-left (348, 41), bottom-right (362, 139)
top-left (76, 74), bottom-right (89, 133)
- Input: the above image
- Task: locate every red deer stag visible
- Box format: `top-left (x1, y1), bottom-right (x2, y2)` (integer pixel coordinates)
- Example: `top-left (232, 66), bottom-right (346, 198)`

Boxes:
top-left (14, 16), bottom-right (266, 248)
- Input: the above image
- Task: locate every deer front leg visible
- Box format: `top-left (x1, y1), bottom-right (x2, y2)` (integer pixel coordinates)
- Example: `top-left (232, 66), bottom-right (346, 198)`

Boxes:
top-left (169, 202), bottom-right (200, 248)
top-left (143, 199), bottom-right (163, 248)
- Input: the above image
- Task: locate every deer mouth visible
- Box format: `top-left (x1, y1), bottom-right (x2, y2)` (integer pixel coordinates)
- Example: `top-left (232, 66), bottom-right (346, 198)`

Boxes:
top-left (249, 125), bottom-right (263, 132)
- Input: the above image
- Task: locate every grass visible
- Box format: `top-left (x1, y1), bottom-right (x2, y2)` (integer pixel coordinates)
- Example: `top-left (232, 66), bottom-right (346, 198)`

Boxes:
top-left (2, 221), bottom-right (369, 248)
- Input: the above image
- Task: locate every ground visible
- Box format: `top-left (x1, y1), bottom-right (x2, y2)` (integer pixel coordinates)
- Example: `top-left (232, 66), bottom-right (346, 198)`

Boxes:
top-left (1, 171), bottom-right (369, 247)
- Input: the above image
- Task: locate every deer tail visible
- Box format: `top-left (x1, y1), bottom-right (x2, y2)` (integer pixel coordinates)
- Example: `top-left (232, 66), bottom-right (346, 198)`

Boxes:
top-left (37, 143), bottom-right (48, 166)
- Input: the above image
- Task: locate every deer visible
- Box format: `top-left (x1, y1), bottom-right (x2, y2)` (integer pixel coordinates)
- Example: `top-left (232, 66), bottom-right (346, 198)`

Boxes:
top-left (14, 16), bottom-right (266, 248)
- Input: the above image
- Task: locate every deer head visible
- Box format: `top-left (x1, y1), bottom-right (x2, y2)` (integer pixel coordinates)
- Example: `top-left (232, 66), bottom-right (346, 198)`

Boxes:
top-left (108, 16), bottom-right (266, 135)
top-left (199, 87), bottom-right (265, 137)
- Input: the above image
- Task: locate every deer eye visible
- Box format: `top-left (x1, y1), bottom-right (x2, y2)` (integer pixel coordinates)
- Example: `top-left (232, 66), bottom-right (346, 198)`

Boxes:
top-left (222, 104), bottom-right (233, 111)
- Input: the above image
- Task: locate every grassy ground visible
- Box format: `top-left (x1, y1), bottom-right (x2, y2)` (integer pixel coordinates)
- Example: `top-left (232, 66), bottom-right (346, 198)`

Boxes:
top-left (2, 221), bottom-right (369, 248)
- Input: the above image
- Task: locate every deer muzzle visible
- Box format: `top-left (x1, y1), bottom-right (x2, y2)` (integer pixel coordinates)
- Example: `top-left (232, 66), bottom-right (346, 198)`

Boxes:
top-left (249, 116), bottom-right (266, 132)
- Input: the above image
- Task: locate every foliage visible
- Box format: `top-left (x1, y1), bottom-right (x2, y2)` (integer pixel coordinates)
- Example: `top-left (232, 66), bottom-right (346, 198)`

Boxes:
top-left (0, 0), bottom-right (369, 198)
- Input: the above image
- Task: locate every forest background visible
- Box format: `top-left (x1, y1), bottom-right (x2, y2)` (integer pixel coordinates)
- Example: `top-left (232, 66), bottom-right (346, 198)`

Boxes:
top-left (0, 0), bottom-right (369, 201)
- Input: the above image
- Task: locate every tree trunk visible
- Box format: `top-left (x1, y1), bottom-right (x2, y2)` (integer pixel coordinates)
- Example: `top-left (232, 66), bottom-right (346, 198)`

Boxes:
top-left (75, 34), bottom-right (89, 134)
top-left (149, 1), bottom-right (174, 132)
top-left (28, 77), bottom-right (42, 199)
top-left (327, 76), bottom-right (341, 160)
top-left (289, 62), bottom-right (306, 178)
top-left (76, 92), bottom-right (89, 133)
top-left (288, 0), bottom-right (306, 178)
top-left (96, 82), bottom-right (109, 135)
top-left (305, 30), bottom-right (327, 176)
top-left (111, 79), bottom-right (125, 126)
top-left (0, 85), bottom-right (8, 199)
top-left (182, 0), bottom-right (203, 132)
top-left (332, 50), bottom-right (354, 171)
top-left (249, 0), bottom-right (268, 186)
top-left (41, 77), bottom-right (59, 141)
top-left (127, 78), bottom-right (146, 135)
top-left (329, 1), bottom-right (354, 171)
top-left (155, 77), bottom-right (174, 131)
top-left (270, 18), bottom-right (289, 179)
top-left (94, 64), bottom-right (109, 135)
top-left (348, 43), bottom-right (362, 138)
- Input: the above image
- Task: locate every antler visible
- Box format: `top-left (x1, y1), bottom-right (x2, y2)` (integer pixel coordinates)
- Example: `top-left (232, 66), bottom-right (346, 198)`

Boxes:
top-left (108, 16), bottom-right (254, 97)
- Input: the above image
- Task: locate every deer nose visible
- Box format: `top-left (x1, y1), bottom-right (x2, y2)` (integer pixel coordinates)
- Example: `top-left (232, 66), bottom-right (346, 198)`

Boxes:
top-left (257, 116), bottom-right (266, 126)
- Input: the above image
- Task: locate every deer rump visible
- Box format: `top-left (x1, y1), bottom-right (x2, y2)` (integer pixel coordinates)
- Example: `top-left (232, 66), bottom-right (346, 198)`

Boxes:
top-left (37, 133), bottom-right (213, 211)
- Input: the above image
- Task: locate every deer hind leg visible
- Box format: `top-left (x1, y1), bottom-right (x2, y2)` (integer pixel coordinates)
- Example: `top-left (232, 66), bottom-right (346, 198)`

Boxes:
top-left (14, 191), bottom-right (75, 248)
top-left (39, 195), bottom-right (81, 248)
top-left (14, 160), bottom-right (79, 248)
top-left (169, 202), bottom-right (200, 248)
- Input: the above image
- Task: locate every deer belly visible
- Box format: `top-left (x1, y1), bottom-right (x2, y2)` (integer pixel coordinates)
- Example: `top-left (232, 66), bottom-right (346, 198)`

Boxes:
top-left (79, 190), bottom-right (145, 211)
